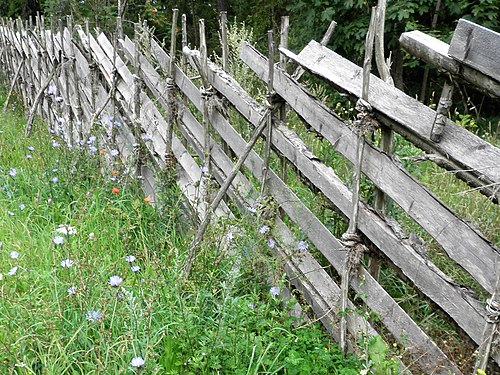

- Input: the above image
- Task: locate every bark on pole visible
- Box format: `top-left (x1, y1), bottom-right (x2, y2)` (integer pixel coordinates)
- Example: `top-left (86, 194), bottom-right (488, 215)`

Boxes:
top-left (278, 16), bottom-right (289, 183)
top-left (219, 11), bottom-right (228, 72)
top-left (165, 9), bottom-right (178, 168)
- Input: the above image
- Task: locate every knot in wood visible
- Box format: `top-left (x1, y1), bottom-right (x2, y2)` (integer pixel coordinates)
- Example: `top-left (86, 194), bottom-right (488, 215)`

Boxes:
top-left (486, 298), bottom-right (500, 323)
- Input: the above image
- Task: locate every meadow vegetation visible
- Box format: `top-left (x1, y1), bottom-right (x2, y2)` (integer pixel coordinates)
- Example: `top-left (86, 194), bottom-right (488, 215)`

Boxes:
top-left (0, 89), bottom-right (366, 373)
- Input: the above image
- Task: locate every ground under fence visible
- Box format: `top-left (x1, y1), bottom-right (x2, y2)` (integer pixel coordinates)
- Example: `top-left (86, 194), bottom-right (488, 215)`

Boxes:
top-left (0, 11), bottom-right (499, 375)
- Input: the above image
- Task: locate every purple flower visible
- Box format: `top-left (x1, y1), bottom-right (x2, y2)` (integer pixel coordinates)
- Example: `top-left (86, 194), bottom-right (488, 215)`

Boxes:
top-left (109, 275), bottom-right (123, 287)
top-left (270, 286), bottom-right (279, 297)
top-left (8, 168), bottom-right (17, 177)
top-left (52, 141), bottom-right (60, 148)
top-left (26, 154), bottom-right (32, 159)
top-left (8, 266), bottom-right (18, 276)
top-left (51, 177), bottom-right (58, 183)
top-left (267, 238), bottom-right (275, 249)
top-left (125, 255), bottom-right (136, 263)
top-left (86, 310), bottom-right (102, 322)
top-left (131, 265), bottom-right (140, 272)
top-left (10, 251), bottom-right (19, 259)
top-left (67, 286), bottom-right (77, 295)
top-left (110, 149), bottom-right (119, 157)
top-left (297, 240), bottom-right (308, 251)
top-left (27, 145), bottom-right (35, 152)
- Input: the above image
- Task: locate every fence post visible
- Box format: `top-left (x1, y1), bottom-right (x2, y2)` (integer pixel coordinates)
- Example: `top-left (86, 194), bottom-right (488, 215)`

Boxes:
top-left (278, 16), bottom-right (289, 184)
top-left (339, 6), bottom-right (377, 356)
top-left (67, 15), bottom-right (84, 142)
top-left (165, 9), bottom-right (179, 169)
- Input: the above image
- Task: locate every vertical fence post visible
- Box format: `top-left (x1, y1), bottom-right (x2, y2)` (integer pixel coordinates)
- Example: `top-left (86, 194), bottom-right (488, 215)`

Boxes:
top-left (60, 18), bottom-right (74, 146)
top-left (133, 23), bottom-right (144, 177)
top-left (260, 30), bottom-right (274, 196)
top-left (278, 16), bottom-right (289, 183)
top-left (85, 19), bottom-right (97, 116)
top-left (67, 15), bottom-right (84, 142)
top-left (220, 11), bottom-right (229, 73)
top-left (181, 14), bottom-right (187, 72)
top-left (339, 6), bottom-right (377, 357)
top-left (165, 9), bottom-right (178, 169)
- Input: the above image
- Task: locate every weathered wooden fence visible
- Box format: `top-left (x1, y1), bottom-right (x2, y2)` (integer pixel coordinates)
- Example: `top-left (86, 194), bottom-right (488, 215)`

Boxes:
top-left (0, 11), bottom-right (499, 374)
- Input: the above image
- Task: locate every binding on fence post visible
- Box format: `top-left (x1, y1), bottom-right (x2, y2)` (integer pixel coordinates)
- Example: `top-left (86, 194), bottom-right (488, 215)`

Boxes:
top-left (339, 6), bottom-right (378, 357)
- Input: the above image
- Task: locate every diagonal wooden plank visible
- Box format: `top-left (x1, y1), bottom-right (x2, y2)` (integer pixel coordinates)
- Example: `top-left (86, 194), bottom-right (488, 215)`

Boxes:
top-left (281, 40), bottom-right (500, 202)
top-left (241, 41), bottom-right (499, 295)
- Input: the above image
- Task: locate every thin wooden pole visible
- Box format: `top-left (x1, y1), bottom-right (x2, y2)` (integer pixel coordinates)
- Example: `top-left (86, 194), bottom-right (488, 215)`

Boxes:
top-left (184, 108), bottom-right (272, 279)
top-left (278, 16), bottom-right (289, 183)
top-left (2, 59), bottom-right (25, 113)
top-left (430, 79), bottom-right (454, 142)
top-left (67, 15), bottom-right (84, 142)
top-left (181, 14), bottom-right (187, 71)
top-left (199, 18), bottom-right (212, 191)
top-left (60, 18), bottom-right (74, 145)
top-left (165, 9), bottom-right (178, 168)
top-left (260, 30), bottom-right (274, 195)
top-left (474, 270), bottom-right (500, 373)
top-left (339, 7), bottom-right (377, 356)
top-left (219, 11), bottom-right (228, 72)
top-left (133, 23), bottom-right (143, 177)
top-left (292, 20), bottom-right (336, 80)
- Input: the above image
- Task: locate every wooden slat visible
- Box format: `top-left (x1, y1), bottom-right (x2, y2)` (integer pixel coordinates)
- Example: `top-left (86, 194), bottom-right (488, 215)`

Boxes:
top-left (400, 30), bottom-right (500, 98)
top-left (142, 40), bottom-right (460, 372)
top-left (241, 41), bottom-right (499, 295)
top-left (280, 41), bottom-right (500, 202)
top-left (449, 19), bottom-right (500, 82)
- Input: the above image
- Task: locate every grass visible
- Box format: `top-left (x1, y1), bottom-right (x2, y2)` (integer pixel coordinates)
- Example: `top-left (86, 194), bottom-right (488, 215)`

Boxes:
top-left (0, 90), bottom-right (364, 374)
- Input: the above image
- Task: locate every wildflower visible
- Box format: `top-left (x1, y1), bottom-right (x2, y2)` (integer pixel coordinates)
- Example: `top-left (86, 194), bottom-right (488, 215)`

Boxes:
top-left (130, 356), bottom-right (145, 368)
top-left (10, 251), bottom-right (19, 259)
top-left (200, 165), bottom-right (209, 174)
top-left (142, 133), bottom-right (152, 142)
top-left (51, 177), bottom-right (58, 183)
top-left (112, 187), bottom-right (120, 194)
top-left (88, 146), bottom-right (97, 153)
top-left (8, 266), bottom-right (18, 276)
top-left (89, 232), bottom-right (95, 240)
top-left (87, 136), bottom-right (96, 144)
top-left (86, 310), bottom-right (102, 322)
top-left (60, 258), bottom-right (74, 268)
top-left (110, 149), bottom-right (119, 157)
top-left (109, 275), bottom-right (123, 287)
top-left (0, 273), bottom-right (3, 280)
top-left (267, 238), bottom-right (276, 249)
top-left (56, 224), bottom-right (77, 235)
top-left (67, 286), bottom-right (77, 295)
top-left (26, 154), bottom-right (32, 159)
top-left (0, 242), bottom-right (2, 249)
top-left (144, 196), bottom-right (152, 203)
top-left (270, 286), bottom-right (279, 297)
top-left (112, 170), bottom-right (119, 176)
top-left (125, 255), bottom-right (136, 263)
top-left (259, 225), bottom-right (269, 234)
top-left (27, 145), bottom-right (35, 151)
top-left (53, 236), bottom-right (64, 245)
top-left (131, 265), bottom-right (140, 272)
top-left (9, 168), bottom-right (17, 177)
top-left (18, 204), bottom-right (25, 210)
top-left (47, 85), bottom-right (57, 95)
top-left (152, 8), bottom-right (158, 13)
top-left (7, 211), bottom-right (14, 216)
top-left (52, 141), bottom-right (60, 148)
top-left (248, 302), bottom-right (255, 310)
top-left (297, 240), bottom-right (308, 251)
top-left (54, 96), bottom-right (64, 103)
top-left (14, 362), bottom-right (26, 368)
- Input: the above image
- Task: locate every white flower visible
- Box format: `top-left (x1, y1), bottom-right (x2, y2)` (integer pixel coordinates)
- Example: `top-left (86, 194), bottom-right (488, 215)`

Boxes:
top-left (18, 204), bottom-right (25, 210)
top-left (60, 258), bottom-right (74, 268)
top-left (109, 275), bottom-right (123, 287)
top-left (26, 154), bottom-right (32, 159)
top-left (7, 211), bottom-right (14, 216)
top-left (8, 266), bottom-right (18, 276)
top-left (8, 168), bottom-right (17, 177)
top-left (131, 265), bottom-right (140, 272)
top-left (27, 145), bottom-right (35, 151)
top-left (125, 255), bottom-right (136, 263)
top-left (89, 232), bottom-right (95, 240)
top-left (10, 251), bottom-right (19, 259)
top-left (0, 273), bottom-right (3, 280)
top-left (259, 225), bottom-right (269, 234)
top-left (47, 85), bottom-right (57, 95)
top-left (142, 133), bottom-right (152, 142)
top-left (89, 146), bottom-right (97, 153)
top-left (200, 165), bottom-right (209, 174)
top-left (110, 149), bottom-right (119, 157)
top-left (52, 141), bottom-right (60, 148)
top-left (67, 286), bottom-right (77, 295)
top-left (130, 356), bottom-right (145, 368)
top-left (51, 177), bottom-right (58, 183)
top-left (53, 236), bottom-right (64, 245)
top-left (56, 224), bottom-right (77, 236)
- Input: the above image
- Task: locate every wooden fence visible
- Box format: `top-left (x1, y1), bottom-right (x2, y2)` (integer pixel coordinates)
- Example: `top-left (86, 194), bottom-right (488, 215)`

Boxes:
top-left (0, 11), bottom-right (499, 374)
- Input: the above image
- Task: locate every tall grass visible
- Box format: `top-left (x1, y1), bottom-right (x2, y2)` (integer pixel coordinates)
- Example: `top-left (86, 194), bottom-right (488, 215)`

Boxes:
top-left (0, 88), bottom-right (363, 374)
